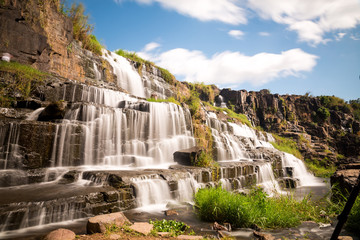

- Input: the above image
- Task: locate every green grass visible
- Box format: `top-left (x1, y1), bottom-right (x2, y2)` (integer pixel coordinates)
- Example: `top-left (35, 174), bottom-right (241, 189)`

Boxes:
top-left (346, 196), bottom-right (360, 235)
top-left (304, 159), bottom-right (336, 178)
top-left (194, 187), bottom-right (326, 229)
top-left (270, 134), bottom-right (302, 159)
top-left (149, 219), bottom-right (189, 236)
top-left (146, 97), bottom-right (180, 106)
top-left (0, 61), bottom-right (48, 106)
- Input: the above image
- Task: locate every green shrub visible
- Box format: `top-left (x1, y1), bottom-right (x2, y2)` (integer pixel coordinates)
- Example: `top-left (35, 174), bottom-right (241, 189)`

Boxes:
top-left (315, 107), bottom-right (330, 122)
top-left (194, 187), bottom-right (325, 229)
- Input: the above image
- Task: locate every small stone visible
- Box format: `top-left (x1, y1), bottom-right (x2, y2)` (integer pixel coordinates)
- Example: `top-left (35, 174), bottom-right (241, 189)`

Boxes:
top-left (165, 210), bottom-right (179, 216)
top-left (87, 212), bottom-right (130, 234)
top-left (177, 235), bottom-right (203, 240)
top-left (44, 228), bottom-right (75, 240)
top-left (129, 222), bottom-right (153, 235)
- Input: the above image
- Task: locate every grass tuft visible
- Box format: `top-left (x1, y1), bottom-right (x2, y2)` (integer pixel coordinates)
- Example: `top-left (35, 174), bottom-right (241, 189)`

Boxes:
top-left (146, 97), bottom-right (180, 106)
top-left (270, 134), bottom-right (302, 159)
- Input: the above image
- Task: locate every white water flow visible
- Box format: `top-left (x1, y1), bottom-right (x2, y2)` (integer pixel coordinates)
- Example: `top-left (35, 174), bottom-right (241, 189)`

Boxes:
top-left (93, 63), bottom-right (101, 81)
top-left (130, 175), bottom-right (172, 209)
top-left (257, 163), bottom-right (283, 195)
top-left (51, 97), bottom-right (195, 168)
top-left (282, 152), bottom-right (323, 186)
top-left (26, 108), bottom-right (45, 121)
top-left (102, 50), bottom-right (145, 98)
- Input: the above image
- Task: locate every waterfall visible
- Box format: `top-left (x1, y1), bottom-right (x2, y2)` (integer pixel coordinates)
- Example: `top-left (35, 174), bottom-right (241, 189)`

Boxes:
top-left (282, 153), bottom-right (323, 186)
top-left (257, 163), bottom-right (282, 195)
top-left (102, 50), bottom-right (145, 98)
top-left (130, 175), bottom-right (172, 208)
top-left (50, 100), bottom-right (195, 168)
top-left (26, 108), bottom-right (45, 121)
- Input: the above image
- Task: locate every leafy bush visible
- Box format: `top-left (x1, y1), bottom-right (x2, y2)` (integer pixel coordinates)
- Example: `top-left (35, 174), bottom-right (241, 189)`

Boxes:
top-left (315, 107), bottom-right (330, 122)
top-left (150, 219), bottom-right (189, 236)
top-left (194, 187), bottom-right (325, 229)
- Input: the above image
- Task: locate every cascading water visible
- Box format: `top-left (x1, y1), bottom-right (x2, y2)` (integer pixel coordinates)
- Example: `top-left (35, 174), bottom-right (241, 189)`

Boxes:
top-left (102, 50), bottom-right (146, 98)
top-left (282, 152), bottom-right (323, 186)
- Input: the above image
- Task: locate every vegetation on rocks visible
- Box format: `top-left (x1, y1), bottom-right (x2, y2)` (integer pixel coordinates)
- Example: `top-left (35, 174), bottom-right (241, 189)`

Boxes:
top-left (66, 2), bottom-right (102, 55)
top-left (270, 134), bottom-right (302, 159)
top-left (0, 61), bottom-right (47, 106)
top-left (304, 158), bottom-right (336, 178)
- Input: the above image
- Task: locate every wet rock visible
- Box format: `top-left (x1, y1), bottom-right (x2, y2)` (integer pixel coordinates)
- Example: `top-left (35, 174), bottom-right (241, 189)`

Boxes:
top-left (38, 101), bottom-right (67, 122)
top-left (278, 178), bottom-right (298, 189)
top-left (44, 228), bottom-right (76, 240)
top-left (338, 236), bottom-right (353, 240)
top-left (87, 212), bottom-right (130, 234)
top-left (129, 222), bottom-right (153, 235)
top-left (174, 147), bottom-right (202, 166)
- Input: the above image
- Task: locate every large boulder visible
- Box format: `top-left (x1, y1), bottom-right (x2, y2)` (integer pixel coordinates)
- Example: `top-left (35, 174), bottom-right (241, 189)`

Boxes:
top-left (44, 228), bottom-right (75, 240)
top-left (87, 212), bottom-right (130, 234)
top-left (173, 147), bottom-right (202, 166)
top-left (38, 101), bottom-right (67, 122)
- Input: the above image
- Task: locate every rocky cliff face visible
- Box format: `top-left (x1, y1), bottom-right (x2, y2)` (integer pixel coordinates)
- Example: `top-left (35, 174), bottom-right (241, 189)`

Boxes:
top-left (219, 89), bottom-right (360, 164)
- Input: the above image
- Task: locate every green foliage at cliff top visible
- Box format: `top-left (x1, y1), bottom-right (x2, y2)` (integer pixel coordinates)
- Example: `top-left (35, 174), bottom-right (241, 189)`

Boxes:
top-left (63, 2), bottom-right (102, 55)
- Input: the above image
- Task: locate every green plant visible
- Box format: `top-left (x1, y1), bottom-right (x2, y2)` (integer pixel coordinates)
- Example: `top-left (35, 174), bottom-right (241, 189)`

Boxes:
top-left (346, 196), bottom-right (360, 235)
top-left (150, 219), bottom-right (189, 236)
top-left (194, 187), bottom-right (327, 229)
top-left (315, 107), bottom-right (330, 122)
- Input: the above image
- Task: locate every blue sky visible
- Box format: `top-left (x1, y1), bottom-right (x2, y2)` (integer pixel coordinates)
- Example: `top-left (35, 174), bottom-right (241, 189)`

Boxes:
top-left (74, 0), bottom-right (359, 101)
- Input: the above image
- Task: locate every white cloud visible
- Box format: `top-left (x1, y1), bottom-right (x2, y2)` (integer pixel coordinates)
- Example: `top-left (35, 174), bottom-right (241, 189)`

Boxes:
top-left (228, 30), bottom-right (245, 39)
top-left (248, 0), bottom-right (360, 46)
top-left (350, 34), bottom-right (360, 40)
top-left (117, 0), bottom-right (247, 25)
top-left (335, 32), bottom-right (347, 41)
top-left (259, 32), bottom-right (270, 36)
top-left (141, 43), bottom-right (318, 87)
top-left (143, 42), bottom-right (161, 52)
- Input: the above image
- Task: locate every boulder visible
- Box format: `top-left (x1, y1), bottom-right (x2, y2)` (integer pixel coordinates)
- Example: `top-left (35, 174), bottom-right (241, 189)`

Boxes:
top-left (173, 147), bottom-right (202, 166)
top-left (129, 222), bottom-right (153, 235)
top-left (38, 101), bottom-right (67, 122)
top-left (44, 228), bottom-right (75, 240)
top-left (86, 212), bottom-right (130, 234)
top-left (253, 231), bottom-right (275, 240)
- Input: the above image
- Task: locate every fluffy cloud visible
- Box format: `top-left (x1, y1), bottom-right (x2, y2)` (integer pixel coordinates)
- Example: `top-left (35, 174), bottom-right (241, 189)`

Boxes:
top-left (248, 0), bottom-right (360, 45)
top-left (259, 32), bottom-right (270, 36)
top-left (141, 43), bottom-right (318, 87)
top-left (115, 0), bottom-right (360, 45)
top-left (117, 0), bottom-right (247, 25)
top-left (228, 30), bottom-right (245, 39)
